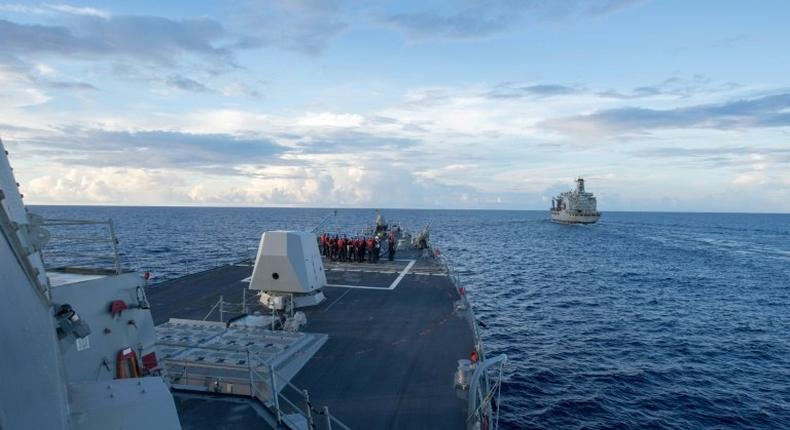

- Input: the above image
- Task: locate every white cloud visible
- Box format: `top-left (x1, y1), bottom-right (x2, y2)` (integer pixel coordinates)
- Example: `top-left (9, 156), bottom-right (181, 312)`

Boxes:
top-left (4, 75), bottom-right (790, 212)
top-left (45, 4), bottom-right (110, 18)
top-left (296, 112), bottom-right (365, 128)
top-left (0, 65), bottom-right (51, 107)
top-left (731, 172), bottom-right (765, 186)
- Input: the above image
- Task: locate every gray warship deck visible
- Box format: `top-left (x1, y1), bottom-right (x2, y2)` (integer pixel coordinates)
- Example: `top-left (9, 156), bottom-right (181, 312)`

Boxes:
top-left (147, 249), bottom-right (475, 429)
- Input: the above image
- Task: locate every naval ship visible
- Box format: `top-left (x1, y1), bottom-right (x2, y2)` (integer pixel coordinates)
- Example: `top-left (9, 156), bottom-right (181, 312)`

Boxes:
top-left (550, 177), bottom-right (601, 224)
top-left (0, 138), bottom-right (506, 430)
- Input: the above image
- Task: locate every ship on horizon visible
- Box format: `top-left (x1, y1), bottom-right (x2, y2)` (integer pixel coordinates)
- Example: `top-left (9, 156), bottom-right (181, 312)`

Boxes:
top-left (550, 177), bottom-right (602, 224)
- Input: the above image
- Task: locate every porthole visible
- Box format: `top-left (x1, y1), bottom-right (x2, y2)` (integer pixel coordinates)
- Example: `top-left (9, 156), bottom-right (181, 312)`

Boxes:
top-left (272, 272), bottom-right (280, 280)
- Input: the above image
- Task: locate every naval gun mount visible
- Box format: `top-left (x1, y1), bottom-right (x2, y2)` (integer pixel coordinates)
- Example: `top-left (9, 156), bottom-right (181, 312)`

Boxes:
top-left (249, 230), bottom-right (327, 311)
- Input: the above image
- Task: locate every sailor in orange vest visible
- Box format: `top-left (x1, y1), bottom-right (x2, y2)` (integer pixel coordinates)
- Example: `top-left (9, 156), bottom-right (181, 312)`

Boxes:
top-left (337, 236), bottom-right (346, 262)
top-left (366, 237), bottom-right (375, 263)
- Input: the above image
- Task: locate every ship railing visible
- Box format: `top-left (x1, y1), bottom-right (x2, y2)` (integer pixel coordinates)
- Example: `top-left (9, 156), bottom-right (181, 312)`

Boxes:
top-left (266, 367), bottom-right (352, 430)
top-left (168, 350), bottom-right (350, 430)
top-left (39, 218), bottom-right (122, 275)
top-left (202, 291), bottom-right (259, 322)
top-left (433, 245), bottom-right (508, 430)
top-left (466, 354), bottom-right (507, 430)
top-left (434, 250), bottom-right (487, 360)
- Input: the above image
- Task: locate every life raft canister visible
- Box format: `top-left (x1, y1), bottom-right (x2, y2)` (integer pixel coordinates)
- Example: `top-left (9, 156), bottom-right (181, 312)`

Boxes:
top-left (116, 347), bottom-right (140, 379)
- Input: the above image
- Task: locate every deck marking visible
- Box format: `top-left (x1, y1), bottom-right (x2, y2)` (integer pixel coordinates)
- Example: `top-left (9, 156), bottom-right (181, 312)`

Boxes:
top-left (324, 283), bottom-right (391, 290)
top-left (325, 259), bottom-right (416, 291)
top-left (242, 260), bottom-right (417, 289)
top-left (388, 259), bottom-right (416, 290)
top-left (324, 288), bottom-right (353, 311)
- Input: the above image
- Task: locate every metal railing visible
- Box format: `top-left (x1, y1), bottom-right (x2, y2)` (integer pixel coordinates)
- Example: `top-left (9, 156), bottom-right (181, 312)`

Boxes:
top-left (40, 218), bottom-right (122, 274)
top-left (167, 350), bottom-right (350, 430)
top-left (434, 245), bottom-right (508, 430)
top-left (202, 291), bottom-right (256, 322)
top-left (0, 191), bottom-right (51, 304)
top-left (266, 366), bottom-right (352, 430)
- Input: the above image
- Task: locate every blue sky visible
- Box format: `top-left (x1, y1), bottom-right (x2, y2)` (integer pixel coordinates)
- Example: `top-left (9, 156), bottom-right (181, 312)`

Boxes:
top-left (1, 1), bottom-right (789, 212)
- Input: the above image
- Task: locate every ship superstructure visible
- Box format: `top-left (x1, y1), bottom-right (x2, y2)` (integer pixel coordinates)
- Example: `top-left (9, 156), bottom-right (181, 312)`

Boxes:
top-left (0, 139), bottom-right (180, 429)
top-left (551, 177), bottom-right (602, 224)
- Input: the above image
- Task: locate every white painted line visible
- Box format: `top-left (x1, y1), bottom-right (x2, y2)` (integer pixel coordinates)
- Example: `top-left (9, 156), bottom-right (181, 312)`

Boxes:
top-left (325, 283), bottom-right (390, 290)
top-left (325, 259), bottom-right (416, 291)
top-left (240, 276), bottom-right (251, 283)
top-left (388, 259), bottom-right (416, 290)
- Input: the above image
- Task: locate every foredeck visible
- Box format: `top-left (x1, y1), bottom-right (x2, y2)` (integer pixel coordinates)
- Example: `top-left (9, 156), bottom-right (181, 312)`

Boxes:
top-left (147, 248), bottom-right (476, 429)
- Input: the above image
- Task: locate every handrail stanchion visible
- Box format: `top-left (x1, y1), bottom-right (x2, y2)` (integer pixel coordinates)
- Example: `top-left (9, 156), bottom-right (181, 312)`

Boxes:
top-left (269, 364), bottom-right (281, 423)
top-left (304, 389), bottom-right (314, 429)
top-left (107, 218), bottom-right (121, 274)
top-left (247, 349), bottom-right (254, 399)
top-left (324, 406), bottom-right (333, 430)
top-left (242, 289), bottom-right (247, 314)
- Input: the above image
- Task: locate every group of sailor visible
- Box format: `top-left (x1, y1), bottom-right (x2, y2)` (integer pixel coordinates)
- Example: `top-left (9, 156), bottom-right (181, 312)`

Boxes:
top-left (319, 232), bottom-right (397, 263)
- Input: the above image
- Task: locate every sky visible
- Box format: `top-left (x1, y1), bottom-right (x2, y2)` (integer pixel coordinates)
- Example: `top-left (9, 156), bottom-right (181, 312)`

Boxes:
top-left (1, 0), bottom-right (789, 212)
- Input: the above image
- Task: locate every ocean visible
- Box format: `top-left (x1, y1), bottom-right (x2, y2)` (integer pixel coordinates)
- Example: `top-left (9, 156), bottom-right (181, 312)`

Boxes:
top-left (32, 206), bottom-right (790, 429)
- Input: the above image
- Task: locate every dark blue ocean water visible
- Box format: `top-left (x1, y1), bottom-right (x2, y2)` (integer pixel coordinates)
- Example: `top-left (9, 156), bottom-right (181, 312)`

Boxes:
top-left (33, 206), bottom-right (790, 429)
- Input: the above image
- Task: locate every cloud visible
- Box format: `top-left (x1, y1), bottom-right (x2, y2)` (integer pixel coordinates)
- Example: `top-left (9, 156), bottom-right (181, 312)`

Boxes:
top-left (597, 76), bottom-right (741, 99)
top-left (166, 75), bottom-right (212, 93)
top-left (0, 16), bottom-right (234, 67)
top-left (383, 0), bottom-right (643, 39)
top-left (44, 80), bottom-right (97, 90)
top-left (26, 167), bottom-right (188, 204)
top-left (45, 4), bottom-right (110, 18)
top-left (221, 82), bottom-right (262, 98)
top-left (230, 0), bottom-right (348, 55)
top-left (631, 146), bottom-right (790, 169)
top-left (543, 92), bottom-right (790, 135)
top-left (0, 3), bottom-right (110, 18)
top-left (21, 129), bottom-right (286, 172)
top-left (485, 82), bottom-right (581, 99)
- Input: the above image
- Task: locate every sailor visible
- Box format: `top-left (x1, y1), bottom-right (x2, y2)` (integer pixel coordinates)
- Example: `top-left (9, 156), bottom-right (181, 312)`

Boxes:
top-left (337, 236), bottom-right (346, 262)
top-left (366, 237), bottom-right (375, 263)
top-left (359, 237), bottom-right (367, 262)
top-left (387, 234), bottom-right (396, 261)
top-left (374, 237), bottom-right (381, 263)
top-left (347, 238), bottom-right (354, 263)
top-left (387, 232), bottom-right (395, 261)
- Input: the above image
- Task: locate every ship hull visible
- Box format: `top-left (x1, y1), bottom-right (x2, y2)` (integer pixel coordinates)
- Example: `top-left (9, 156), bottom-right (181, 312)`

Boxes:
top-left (550, 211), bottom-right (600, 224)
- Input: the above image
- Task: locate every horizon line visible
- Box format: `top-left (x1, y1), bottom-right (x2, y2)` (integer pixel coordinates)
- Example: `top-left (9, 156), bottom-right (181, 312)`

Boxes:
top-left (25, 203), bottom-right (790, 216)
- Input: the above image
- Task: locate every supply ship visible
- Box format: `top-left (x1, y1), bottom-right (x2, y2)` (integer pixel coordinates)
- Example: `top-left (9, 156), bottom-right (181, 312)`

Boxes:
top-left (550, 177), bottom-right (601, 224)
top-left (0, 138), bottom-right (506, 430)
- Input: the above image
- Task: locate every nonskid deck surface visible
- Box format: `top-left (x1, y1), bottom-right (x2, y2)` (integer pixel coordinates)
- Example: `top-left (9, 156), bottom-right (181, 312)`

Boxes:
top-left (147, 249), bottom-right (476, 429)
